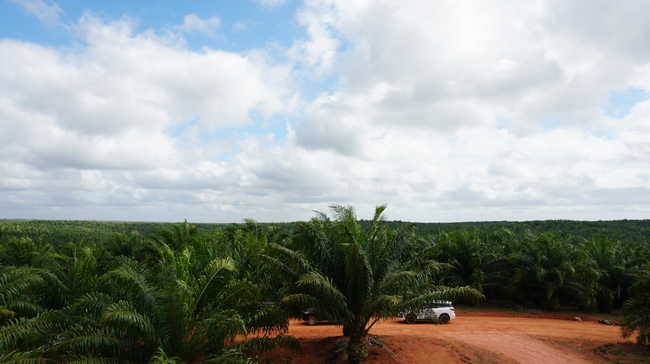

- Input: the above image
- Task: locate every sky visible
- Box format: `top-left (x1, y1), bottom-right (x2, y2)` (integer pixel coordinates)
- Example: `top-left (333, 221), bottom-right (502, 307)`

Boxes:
top-left (1, 0), bottom-right (650, 223)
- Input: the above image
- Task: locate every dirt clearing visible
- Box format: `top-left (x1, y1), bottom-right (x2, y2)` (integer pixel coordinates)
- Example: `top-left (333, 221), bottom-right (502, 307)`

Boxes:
top-left (260, 315), bottom-right (635, 363)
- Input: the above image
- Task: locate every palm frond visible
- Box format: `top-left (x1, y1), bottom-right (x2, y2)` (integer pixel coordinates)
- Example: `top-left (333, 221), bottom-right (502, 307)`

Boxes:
top-left (0, 314), bottom-right (57, 352)
top-left (294, 272), bottom-right (347, 311)
top-left (58, 354), bottom-right (125, 364)
top-left (0, 267), bottom-right (44, 303)
top-left (99, 300), bottom-right (158, 346)
top-left (53, 325), bottom-right (145, 362)
top-left (147, 347), bottom-right (184, 364)
top-left (235, 334), bottom-right (301, 356)
top-left (4, 300), bottom-right (42, 319)
top-left (0, 306), bottom-right (14, 321)
top-left (201, 349), bottom-right (251, 364)
top-left (99, 257), bottom-right (157, 316)
top-left (245, 304), bottom-right (289, 335)
top-left (0, 350), bottom-right (55, 364)
top-left (194, 258), bottom-right (237, 312)
top-left (216, 279), bottom-right (261, 311)
top-left (69, 292), bottom-right (114, 318)
top-left (190, 310), bottom-right (247, 354)
top-left (340, 242), bottom-right (373, 310)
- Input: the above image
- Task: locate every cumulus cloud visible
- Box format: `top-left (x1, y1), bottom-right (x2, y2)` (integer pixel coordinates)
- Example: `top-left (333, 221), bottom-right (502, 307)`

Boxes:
top-left (0, 13), bottom-right (300, 220)
top-left (290, 0), bottom-right (650, 134)
top-left (2, 0), bottom-right (650, 222)
top-left (286, 0), bottom-right (650, 220)
top-left (286, 1), bottom-right (342, 79)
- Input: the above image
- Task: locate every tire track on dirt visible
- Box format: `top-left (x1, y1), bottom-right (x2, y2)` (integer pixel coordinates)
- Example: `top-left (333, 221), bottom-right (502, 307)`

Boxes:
top-left (437, 332), bottom-right (593, 364)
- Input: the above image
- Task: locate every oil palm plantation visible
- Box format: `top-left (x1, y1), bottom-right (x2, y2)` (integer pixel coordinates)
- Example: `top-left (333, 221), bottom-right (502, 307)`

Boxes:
top-left (151, 220), bottom-right (200, 252)
top-left (583, 234), bottom-right (647, 312)
top-left (0, 266), bottom-right (45, 323)
top-left (510, 232), bottom-right (598, 310)
top-left (621, 266), bottom-right (650, 345)
top-left (430, 230), bottom-right (510, 300)
top-left (78, 229), bottom-right (297, 363)
top-left (0, 222), bottom-right (298, 364)
top-left (278, 205), bottom-right (483, 363)
top-left (1, 257), bottom-right (255, 363)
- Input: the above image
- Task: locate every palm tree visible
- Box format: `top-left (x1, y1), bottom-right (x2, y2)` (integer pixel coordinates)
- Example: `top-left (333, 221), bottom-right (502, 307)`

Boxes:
top-left (1, 237), bottom-right (40, 267)
top-left (583, 234), bottom-right (647, 312)
top-left (58, 242), bottom-right (99, 301)
top-left (57, 240), bottom-right (297, 364)
top-left (91, 255), bottom-right (258, 363)
top-left (279, 205), bottom-right (483, 363)
top-left (621, 266), bottom-right (650, 346)
top-left (151, 220), bottom-right (200, 252)
top-left (510, 232), bottom-right (598, 311)
top-left (430, 230), bottom-right (510, 300)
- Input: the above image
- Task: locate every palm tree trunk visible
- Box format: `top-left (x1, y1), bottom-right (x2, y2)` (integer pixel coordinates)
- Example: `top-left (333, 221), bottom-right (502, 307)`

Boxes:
top-left (347, 333), bottom-right (369, 364)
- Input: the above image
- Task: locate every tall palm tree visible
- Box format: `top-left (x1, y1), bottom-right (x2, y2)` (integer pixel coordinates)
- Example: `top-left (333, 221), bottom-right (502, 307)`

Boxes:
top-left (621, 266), bottom-right (650, 346)
top-left (279, 205), bottom-right (483, 363)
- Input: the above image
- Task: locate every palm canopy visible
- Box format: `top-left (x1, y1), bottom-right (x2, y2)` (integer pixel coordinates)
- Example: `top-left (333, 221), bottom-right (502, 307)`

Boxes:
top-left (429, 230), bottom-right (510, 297)
top-left (509, 232), bottom-right (599, 311)
top-left (0, 266), bottom-right (45, 322)
top-left (279, 205), bottom-right (483, 363)
top-left (583, 234), bottom-right (647, 312)
top-left (621, 266), bottom-right (650, 345)
top-left (0, 222), bottom-right (299, 364)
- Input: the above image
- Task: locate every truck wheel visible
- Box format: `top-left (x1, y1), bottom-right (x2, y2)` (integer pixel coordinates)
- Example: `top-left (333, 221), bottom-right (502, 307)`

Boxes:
top-left (439, 314), bottom-right (450, 324)
top-left (307, 315), bottom-right (317, 325)
top-left (406, 314), bottom-right (417, 324)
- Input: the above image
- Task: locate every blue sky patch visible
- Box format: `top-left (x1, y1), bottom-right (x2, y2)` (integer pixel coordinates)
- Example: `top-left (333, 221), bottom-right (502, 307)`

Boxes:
top-left (1, 0), bottom-right (304, 53)
top-left (542, 117), bottom-right (563, 131)
top-left (604, 87), bottom-right (648, 118)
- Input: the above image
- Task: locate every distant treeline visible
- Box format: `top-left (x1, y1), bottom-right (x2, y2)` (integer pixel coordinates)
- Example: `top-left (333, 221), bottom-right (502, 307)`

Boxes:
top-left (2, 218), bottom-right (649, 247)
top-left (413, 219), bottom-right (650, 246)
top-left (0, 219), bottom-right (292, 245)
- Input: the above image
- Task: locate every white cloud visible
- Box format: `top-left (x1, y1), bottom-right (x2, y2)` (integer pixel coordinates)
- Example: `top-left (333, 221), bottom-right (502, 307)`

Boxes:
top-left (283, 0), bottom-right (650, 220)
top-left (289, 0), bottom-right (650, 135)
top-left (286, 1), bottom-right (341, 79)
top-left (3, 1), bottom-right (650, 222)
top-left (0, 14), bottom-right (299, 220)
top-left (8, 0), bottom-right (63, 26)
top-left (177, 14), bottom-right (222, 38)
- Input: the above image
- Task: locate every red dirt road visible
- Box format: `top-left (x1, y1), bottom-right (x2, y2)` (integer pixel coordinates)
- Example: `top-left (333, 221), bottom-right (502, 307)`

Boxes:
top-left (268, 316), bottom-right (633, 363)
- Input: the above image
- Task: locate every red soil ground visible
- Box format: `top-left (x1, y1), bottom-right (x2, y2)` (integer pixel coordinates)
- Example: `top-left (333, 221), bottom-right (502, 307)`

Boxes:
top-left (260, 314), bottom-right (634, 364)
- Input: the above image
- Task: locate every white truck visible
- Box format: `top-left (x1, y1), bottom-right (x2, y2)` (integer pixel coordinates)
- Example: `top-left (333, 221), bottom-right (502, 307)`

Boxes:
top-left (397, 300), bottom-right (455, 324)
